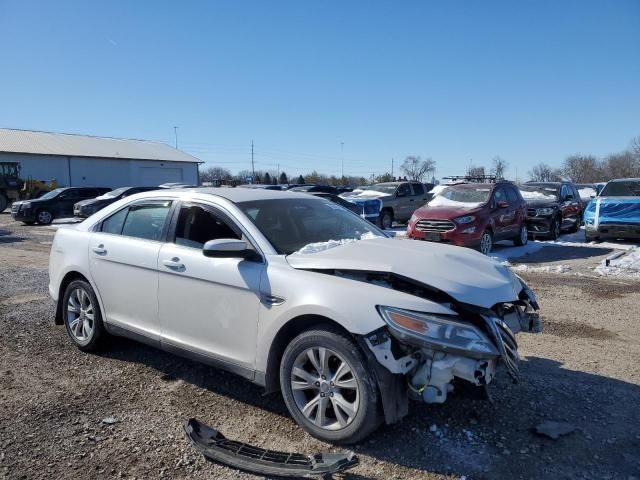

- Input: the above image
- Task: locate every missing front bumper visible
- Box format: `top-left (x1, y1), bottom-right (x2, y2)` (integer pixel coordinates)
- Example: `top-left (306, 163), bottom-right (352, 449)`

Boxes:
top-left (184, 418), bottom-right (358, 477)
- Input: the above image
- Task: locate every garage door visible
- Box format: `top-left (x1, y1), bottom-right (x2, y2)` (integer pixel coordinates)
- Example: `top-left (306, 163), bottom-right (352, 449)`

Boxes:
top-left (139, 167), bottom-right (183, 186)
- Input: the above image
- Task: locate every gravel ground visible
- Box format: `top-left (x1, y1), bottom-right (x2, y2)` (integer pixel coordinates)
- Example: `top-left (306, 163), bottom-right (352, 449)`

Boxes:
top-left (1, 212), bottom-right (640, 479)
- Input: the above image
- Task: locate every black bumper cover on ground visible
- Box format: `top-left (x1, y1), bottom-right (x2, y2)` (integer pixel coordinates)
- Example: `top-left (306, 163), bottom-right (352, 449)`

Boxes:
top-left (184, 418), bottom-right (358, 478)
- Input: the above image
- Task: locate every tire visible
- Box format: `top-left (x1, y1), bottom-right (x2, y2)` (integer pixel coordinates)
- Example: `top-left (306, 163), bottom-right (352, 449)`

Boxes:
top-left (479, 229), bottom-right (493, 255)
top-left (377, 210), bottom-right (393, 230)
top-left (62, 279), bottom-right (108, 352)
top-left (513, 223), bottom-right (528, 246)
top-left (585, 231), bottom-right (599, 243)
top-left (36, 209), bottom-right (54, 225)
top-left (548, 218), bottom-right (561, 240)
top-left (0, 194), bottom-right (7, 213)
top-left (280, 327), bottom-right (382, 444)
top-left (567, 220), bottom-right (580, 233)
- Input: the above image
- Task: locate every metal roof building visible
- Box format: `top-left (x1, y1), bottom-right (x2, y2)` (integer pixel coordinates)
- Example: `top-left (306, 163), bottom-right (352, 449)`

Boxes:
top-left (0, 128), bottom-right (202, 188)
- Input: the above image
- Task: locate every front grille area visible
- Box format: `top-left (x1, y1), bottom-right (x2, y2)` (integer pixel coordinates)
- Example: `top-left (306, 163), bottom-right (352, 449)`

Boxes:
top-left (11, 204), bottom-right (20, 214)
top-left (415, 219), bottom-right (455, 233)
top-left (483, 316), bottom-right (520, 382)
top-left (527, 208), bottom-right (537, 217)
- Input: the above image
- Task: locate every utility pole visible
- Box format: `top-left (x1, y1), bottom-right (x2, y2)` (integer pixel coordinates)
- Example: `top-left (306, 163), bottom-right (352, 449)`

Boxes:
top-left (340, 142), bottom-right (344, 180)
top-left (251, 140), bottom-right (255, 180)
top-left (391, 157), bottom-right (394, 179)
top-left (173, 126), bottom-right (179, 149)
top-left (277, 164), bottom-right (280, 183)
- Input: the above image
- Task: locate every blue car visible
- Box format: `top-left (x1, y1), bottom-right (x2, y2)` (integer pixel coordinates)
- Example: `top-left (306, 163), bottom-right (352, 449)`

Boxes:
top-left (583, 178), bottom-right (640, 241)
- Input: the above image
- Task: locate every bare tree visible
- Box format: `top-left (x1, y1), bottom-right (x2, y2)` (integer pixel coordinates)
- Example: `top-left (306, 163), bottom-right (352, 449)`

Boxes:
top-left (400, 156), bottom-right (436, 182)
top-left (467, 165), bottom-right (486, 178)
top-left (603, 151), bottom-right (640, 179)
top-left (491, 156), bottom-right (508, 179)
top-left (199, 166), bottom-right (232, 183)
top-left (631, 136), bottom-right (640, 158)
top-left (562, 154), bottom-right (602, 183)
top-left (528, 162), bottom-right (561, 182)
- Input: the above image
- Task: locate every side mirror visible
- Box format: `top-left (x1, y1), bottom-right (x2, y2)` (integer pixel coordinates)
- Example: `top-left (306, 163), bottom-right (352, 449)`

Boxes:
top-left (396, 191), bottom-right (406, 198)
top-left (497, 201), bottom-right (509, 209)
top-left (203, 239), bottom-right (254, 259)
top-left (590, 194), bottom-right (596, 199)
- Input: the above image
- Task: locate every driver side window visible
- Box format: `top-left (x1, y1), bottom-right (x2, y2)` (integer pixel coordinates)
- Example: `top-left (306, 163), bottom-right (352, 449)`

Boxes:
top-left (493, 188), bottom-right (507, 206)
top-left (174, 205), bottom-right (240, 250)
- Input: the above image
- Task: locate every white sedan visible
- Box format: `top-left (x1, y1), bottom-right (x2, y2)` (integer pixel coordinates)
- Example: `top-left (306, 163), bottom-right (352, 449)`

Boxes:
top-left (49, 188), bottom-right (541, 443)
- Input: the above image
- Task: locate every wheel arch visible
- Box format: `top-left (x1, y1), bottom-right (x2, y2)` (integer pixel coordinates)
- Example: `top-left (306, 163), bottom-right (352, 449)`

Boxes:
top-left (54, 271), bottom-right (91, 325)
top-left (262, 314), bottom-right (353, 394)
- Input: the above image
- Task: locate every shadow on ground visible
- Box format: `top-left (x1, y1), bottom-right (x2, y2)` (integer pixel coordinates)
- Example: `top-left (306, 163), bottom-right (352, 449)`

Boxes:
top-left (505, 244), bottom-right (613, 263)
top-left (100, 340), bottom-right (640, 479)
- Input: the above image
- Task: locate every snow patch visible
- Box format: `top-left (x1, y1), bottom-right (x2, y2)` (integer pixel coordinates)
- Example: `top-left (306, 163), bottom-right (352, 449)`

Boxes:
top-left (512, 264), bottom-right (571, 274)
top-left (428, 195), bottom-right (482, 208)
top-left (595, 247), bottom-right (640, 277)
top-left (294, 232), bottom-right (378, 254)
top-left (519, 190), bottom-right (556, 201)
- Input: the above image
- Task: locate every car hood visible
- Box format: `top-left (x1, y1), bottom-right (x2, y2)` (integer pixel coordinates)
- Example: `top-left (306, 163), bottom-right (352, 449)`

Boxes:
top-left (524, 199), bottom-right (558, 208)
top-left (286, 238), bottom-right (521, 309)
top-left (586, 196), bottom-right (640, 224)
top-left (413, 205), bottom-right (482, 220)
top-left (344, 191), bottom-right (393, 200)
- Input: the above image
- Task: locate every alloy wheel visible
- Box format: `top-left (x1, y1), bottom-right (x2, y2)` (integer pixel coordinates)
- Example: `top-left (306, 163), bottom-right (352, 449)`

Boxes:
top-left (520, 224), bottom-right (528, 245)
top-left (66, 288), bottom-right (95, 341)
top-left (37, 210), bottom-right (52, 224)
top-left (480, 232), bottom-right (492, 254)
top-left (290, 347), bottom-right (360, 430)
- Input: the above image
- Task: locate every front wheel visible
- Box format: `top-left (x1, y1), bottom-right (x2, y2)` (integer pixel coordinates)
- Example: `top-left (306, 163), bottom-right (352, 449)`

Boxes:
top-left (479, 229), bottom-right (493, 255)
top-left (548, 218), bottom-right (561, 240)
top-left (280, 327), bottom-right (381, 444)
top-left (36, 209), bottom-right (54, 225)
top-left (513, 223), bottom-right (528, 246)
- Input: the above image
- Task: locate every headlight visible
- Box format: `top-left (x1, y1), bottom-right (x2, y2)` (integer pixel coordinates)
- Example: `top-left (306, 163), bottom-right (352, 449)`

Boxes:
top-left (536, 207), bottom-right (554, 216)
top-left (454, 215), bottom-right (475, 224)
top-left (377, 306), bottom-right (499, 358)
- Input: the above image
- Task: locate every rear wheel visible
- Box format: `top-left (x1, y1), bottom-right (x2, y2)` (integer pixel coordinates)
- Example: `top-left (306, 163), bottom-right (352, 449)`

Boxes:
top-left (62, 280), bottom-right (107, 352)
top-left (36, 209), bottom-right (53, 225)
top-left (280, 327), bottom-right (381, 444)
top-left (479, 229), bottom-right (493, 255)
top-left (514, 223), bottom-right (528, 246)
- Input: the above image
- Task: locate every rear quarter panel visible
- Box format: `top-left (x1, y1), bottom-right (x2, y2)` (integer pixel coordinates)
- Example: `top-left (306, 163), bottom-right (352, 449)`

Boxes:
top-left (48, 226), bottom-right (93, 302)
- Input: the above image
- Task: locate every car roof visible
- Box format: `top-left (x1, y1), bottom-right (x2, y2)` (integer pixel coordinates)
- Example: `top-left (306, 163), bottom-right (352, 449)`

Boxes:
top-left (445, 182), bottom-right (497, 189)
top-left (154, 186), bottom-right (315, 203)
top-left (608, 178), bottom-right (640, 182)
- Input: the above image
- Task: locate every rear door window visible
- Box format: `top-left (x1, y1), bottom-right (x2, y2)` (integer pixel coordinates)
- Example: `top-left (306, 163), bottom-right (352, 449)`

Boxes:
top-left (411, 183), bottom-right (425, 196)
top-left (101, 208), bottom-right (129, 235)
top-left (119, 202), bottom-right (173, 241)
top-left (397, 183), bottom-right (411, 196)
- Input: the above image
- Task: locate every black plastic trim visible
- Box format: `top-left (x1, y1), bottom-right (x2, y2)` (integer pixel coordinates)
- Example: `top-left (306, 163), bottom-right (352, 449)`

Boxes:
top-left (184, 418), bottom-right (358, 477)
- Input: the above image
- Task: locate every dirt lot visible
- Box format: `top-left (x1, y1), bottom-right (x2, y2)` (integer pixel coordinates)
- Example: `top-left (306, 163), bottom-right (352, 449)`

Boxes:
top-left (1, 212), bottom-right (639, 480)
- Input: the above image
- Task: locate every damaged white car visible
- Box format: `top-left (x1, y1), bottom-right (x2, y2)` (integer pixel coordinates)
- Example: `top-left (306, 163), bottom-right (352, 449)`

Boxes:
top-left (49, 188), bottom-right (542, 444)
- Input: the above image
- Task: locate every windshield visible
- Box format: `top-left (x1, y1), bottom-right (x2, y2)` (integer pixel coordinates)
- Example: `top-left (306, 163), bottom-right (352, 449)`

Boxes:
top-left (290, 186), bottom-right (313, 192)
top-left (237, 198), bottom-right (385, 255)
top-left (98, 187), bottom-right (129, 199)
top-left (37, 188), bottom-right (64, 200)
top-left (518, 185), bottom-right (559, 201)
top-left (600, 180), bottom-right (640, 197)
top-left (362, 184), bottom-right (398, 194)
top-left (428, 186), bottom-right (490, 207)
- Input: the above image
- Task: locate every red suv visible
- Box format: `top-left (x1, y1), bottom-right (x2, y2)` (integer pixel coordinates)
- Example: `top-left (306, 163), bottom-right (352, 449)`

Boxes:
top-left (407, 181), bottom-right (528, 254)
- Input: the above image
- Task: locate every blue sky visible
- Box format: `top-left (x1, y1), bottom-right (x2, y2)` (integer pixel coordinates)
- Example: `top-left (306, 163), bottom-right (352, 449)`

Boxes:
top-left (1, 0), bottom-right (639, 180)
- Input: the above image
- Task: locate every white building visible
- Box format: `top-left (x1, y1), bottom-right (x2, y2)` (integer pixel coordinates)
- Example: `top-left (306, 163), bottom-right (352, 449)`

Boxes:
top-left (0, 128), bottom-right (201, 188)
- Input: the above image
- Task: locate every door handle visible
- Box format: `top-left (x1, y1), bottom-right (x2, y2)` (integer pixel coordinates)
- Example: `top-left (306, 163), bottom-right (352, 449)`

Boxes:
top-left (92, 244), bottom-right (107, 255)
top-left (163, 257), bottom-right (185, 270)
